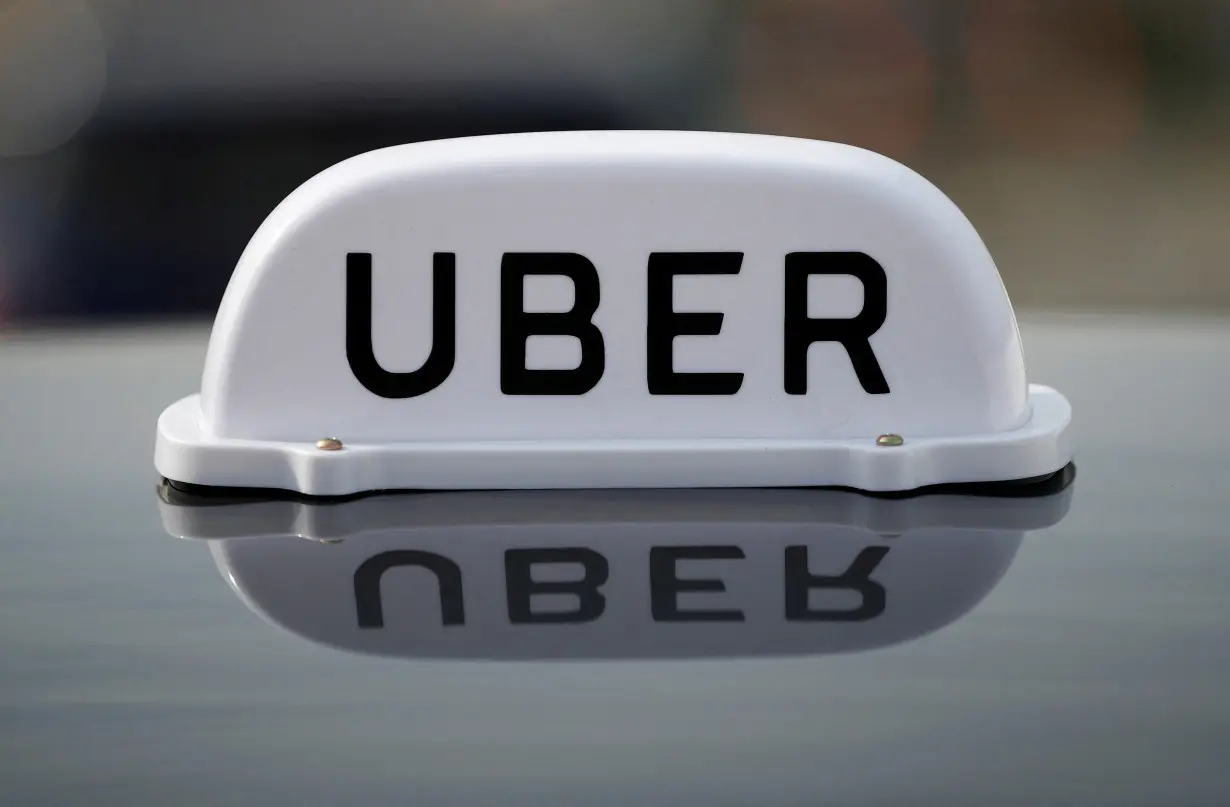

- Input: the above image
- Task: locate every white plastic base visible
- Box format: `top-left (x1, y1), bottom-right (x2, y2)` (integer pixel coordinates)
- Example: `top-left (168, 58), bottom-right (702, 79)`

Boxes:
top-left (155, 385), bottom-right (1072, 497)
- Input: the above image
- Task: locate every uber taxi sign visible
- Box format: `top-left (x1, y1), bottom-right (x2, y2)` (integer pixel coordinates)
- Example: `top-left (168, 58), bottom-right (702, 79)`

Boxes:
top-left (155, 130), bottom-right (1073, 496)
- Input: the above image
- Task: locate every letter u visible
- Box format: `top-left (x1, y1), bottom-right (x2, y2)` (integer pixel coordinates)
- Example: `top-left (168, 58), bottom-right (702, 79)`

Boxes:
top-left (345, 252), bottom-right (456, 398)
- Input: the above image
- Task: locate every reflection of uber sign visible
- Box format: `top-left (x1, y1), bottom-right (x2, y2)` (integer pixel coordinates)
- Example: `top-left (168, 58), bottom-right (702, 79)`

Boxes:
top-left (154, 130), bottom-right (1073, 496)
top-left (163, 488), bottom-right (1073, 660)
top-left (354, 544), bottom-right (889, 627)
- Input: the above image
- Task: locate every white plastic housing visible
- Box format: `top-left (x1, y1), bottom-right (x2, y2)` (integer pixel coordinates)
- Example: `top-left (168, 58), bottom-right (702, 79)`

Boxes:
top-left (155, 130), bottom-right (1072, 494)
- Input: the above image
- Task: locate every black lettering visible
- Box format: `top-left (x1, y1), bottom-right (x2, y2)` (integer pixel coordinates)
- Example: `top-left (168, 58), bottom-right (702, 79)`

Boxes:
top-left (354, 550), bottom-right (465, 628)
top-left (646, 252), bottom-right (744, 395)
top-left (784, 545), bottom-right (888, 622)
top-left (650, 546), bottom-right (745, 622)
top-left (346, 252), bottom-right (456, 398)
top-left (505, 548), bottom-right (609, 624)
top-left (500, 253), bottom-right (605, 395)
top-left (783, 252), bottom-right (889, 395)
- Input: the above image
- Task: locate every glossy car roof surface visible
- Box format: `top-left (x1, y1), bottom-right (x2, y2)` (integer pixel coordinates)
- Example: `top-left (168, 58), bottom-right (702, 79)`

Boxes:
top-left (2, 312), bottom-right (1226, 806)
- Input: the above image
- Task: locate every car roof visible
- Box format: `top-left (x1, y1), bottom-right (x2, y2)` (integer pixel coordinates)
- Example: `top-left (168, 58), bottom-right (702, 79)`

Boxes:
top-left (1, 311), bottom-right (1227, 805)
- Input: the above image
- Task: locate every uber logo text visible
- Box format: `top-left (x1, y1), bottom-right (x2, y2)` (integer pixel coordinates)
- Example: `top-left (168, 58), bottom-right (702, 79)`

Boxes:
top-left (345, 251), bottom-right (890, 398)
top-left (352, 544), bottom-right (889, 628)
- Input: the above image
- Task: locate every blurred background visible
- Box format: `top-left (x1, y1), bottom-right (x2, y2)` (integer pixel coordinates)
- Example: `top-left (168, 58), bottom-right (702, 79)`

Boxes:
top-left (1, 0), bottom-right (1227, 327)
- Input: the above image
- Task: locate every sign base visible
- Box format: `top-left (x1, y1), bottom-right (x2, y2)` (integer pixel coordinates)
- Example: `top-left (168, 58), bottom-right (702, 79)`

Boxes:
top-left (155, 384), bottom-right (1072, 498)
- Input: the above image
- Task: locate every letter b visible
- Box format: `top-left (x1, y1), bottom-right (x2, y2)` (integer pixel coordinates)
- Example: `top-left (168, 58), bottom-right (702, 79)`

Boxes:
top-left (501, 253), bottom-right (606, 395)
top-left (505, 548), bottom-right (609, 623)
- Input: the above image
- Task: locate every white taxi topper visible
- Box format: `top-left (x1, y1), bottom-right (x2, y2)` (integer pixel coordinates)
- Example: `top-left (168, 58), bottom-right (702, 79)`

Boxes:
top-left (155, 130), bottom-right (1073, 495)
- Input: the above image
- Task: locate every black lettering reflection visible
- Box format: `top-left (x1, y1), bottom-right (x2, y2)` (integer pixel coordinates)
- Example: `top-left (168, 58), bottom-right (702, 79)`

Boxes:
top-left (784, 545), bottom-right (889, 622)
top-left (354, 550), bottom-right (465, 628)
top-left (649, 545), bottom-right (746, 622)
top-left (505, 548), bottom-right (609, 623)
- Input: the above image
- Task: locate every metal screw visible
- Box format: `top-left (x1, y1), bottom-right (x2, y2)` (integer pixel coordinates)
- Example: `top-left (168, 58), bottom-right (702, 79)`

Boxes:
top-left (875, 433), bottom-right (904, 447)
top-left (315, 437), bottom-right (344, 451)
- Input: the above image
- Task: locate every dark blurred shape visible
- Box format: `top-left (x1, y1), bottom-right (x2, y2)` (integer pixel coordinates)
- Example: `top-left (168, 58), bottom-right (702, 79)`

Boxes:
top-left (735, 0), bottom-right (935, 161)
top-left (0, 0), bottom-right (715, 325)
top-left (0, 1), bottom-right (106, 159)
top-left (965, 0), bottom-right (1146, 155)
top-left (30, 91), bottom-right (636, 322)
top-left (4, 0), bottom-right (1230, 322)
